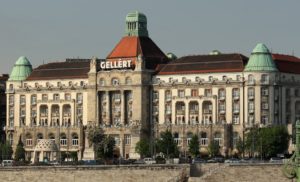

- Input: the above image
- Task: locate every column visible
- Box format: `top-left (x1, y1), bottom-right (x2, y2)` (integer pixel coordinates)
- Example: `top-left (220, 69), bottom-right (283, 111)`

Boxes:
top-left (185, 101), bottom-right (189, 124)
top-left (121, 90), bottom-right (125, 125)
top-left (106, 91), bottom-right (110, 125)
top-left (36, 104), bottom-right (40, 127)
top-left (59, 105), bottom-right (63, 127)
top-left (171, 101), bottom-right (176, 125)
top-left (48, 104), bottom-right (51, 126)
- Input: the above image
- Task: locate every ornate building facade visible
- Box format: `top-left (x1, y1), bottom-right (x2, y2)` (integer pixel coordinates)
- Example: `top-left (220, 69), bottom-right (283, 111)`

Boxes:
top-left (5, 11), bottom-right (300, 160)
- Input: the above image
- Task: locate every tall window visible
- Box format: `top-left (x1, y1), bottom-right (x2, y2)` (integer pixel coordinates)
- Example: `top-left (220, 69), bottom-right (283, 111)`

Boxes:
top-left (125, 135), bottom-right (131, 145)
top-left (191, 89), bottom-right (198, 97)
top-left (248, 75), bottom-right (255, 84)
top-left (42, 94), bottom-right (48, 101)
top-left (233, 88), bottom-right (240, 98)
top-left (53, 94), bottom-right (60, 101)
top-left (261, 74), bottom-right (269, 84)
top-left (31, 95), bottom-right (37, 105)
top-left (233, 115), bottom-right (239, 124)
top-left (248, 87), bottom-right (255, 97)
top-left (20, 95), bottom-right (26, 105)
top-left (65, 93), bottom-right (71, 101)
top-left (261, 87), bottom-right (269, 96)
top-left (218, 89), bottom-right (225, 98)
top-left (178, 90), bottom-right (185, 98)
top-left (204, 89), bottom-right (212, 97)
top-left (9, 95), bottom-right (14, 105)
top-left (77, 93), bottom-right (83, 104)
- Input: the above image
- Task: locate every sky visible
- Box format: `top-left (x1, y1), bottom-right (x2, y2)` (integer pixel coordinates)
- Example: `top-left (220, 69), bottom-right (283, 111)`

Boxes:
top-left (0, 0), bottom-right (299, 74)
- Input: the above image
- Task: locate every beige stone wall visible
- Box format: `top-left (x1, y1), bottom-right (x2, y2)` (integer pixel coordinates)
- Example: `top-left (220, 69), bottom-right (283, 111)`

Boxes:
top-left (0, 165), bottom-right (189, 182)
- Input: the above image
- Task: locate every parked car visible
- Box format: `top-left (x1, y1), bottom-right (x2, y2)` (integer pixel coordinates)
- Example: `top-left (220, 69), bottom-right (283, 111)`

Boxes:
top-left (207, 157), bottom-right (224, 163)
top-left (1, 160), bottom-right (14, 167)
top-left (224, 158), bottom-right (240, 164)
top-left (133, 159), bottom-right (146, 164)
top-left (269, 157), bottom-right (283, 163)
top-left (192, 157), bottom-right (206, 164)
top-left (144, 158), bottom-right (156, 164)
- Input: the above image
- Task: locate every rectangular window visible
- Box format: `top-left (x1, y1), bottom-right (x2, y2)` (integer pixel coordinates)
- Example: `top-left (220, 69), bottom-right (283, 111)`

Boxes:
top-left (262, 102), bottom-right (269, 110)
top-left (9, 95), bottom-right (14, 105)
top-left (233, 115), bottom-right (239, 124)
top-left (204, 89), bottom-right (212, 97)
top-left (261, 88), bottom-right (269, 96)
top-left (72, 139), bottom-right (79, 146)
top-left (125, 135), bottom-right (131, 145)
top-left (60, 139), bottom-right (67, 146)
top-left (54, 94), bottom-right (60, 101)
top-left (65, 93), bottom-right (71, 101)
top-left (153, 91), bottom-right (159, 100)
top-left (165, 91), bottom-right (172, 101)
top-left (77, 93), bottom-right (83, 103)
top-left (191, 89), bottom-right (198, 97)
top-left (178, 90), bottom-right (185, 98)
top-left (20, 95), bottom-right (26, 105)
top-left (233, 88), bottom-right (240, 98)
top-left (31, 95), bottom-right (37, 105)
top-left (42, 94), bottom-right (48, 101)
top-left (26, 139), bottom-right (32, 146)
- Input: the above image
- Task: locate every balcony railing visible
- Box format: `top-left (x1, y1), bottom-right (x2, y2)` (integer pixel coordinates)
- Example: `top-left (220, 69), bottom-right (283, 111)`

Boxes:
top-left (219, 110), bottom-right (226, 114)
top-left (165, 110), bottom-right (171, 115)
top-left (60, 139), bottom-right (67, 146)
top-left (176, 110), bottom-right (185, 115)
top-left (189, 110), bottom-right (199, 115)
top-left (203, 109), bottom-right (212, 114)
top-left (174, 138), bottom-right (181, 145)
top-left (200, 138), bottom-right (208, 146)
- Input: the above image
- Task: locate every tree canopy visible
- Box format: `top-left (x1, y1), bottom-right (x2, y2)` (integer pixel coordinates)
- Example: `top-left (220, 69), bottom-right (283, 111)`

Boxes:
top-left (188, 134), bottom-right (200, 157)
top-left (135, 139), bottom-right (151, 158)
top-left (156, 130), bottom-right (179, 158)
top-left (14, 137), bottom-right (25, 161)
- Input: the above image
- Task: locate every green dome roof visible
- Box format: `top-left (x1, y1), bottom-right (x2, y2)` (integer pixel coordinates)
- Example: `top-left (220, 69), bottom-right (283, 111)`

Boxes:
top-left (126, 11), bottom-right (147, 22)
top-left (125, 11), bottom-right (148, 37)
top-left (9, 56), bottom-right (33, 81)
top-left (167, 53), bottom-right (177, 60)
top-left (244, 43), bottom-right (278, 72)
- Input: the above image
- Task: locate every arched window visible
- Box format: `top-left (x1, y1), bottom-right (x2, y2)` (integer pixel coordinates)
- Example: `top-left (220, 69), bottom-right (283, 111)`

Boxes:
top-left (25, 133), bottom-right (33, 146)
top-left (248, 74), bottom-right (255, 84)
top-left (60, 133), bottom-right (67, 146)
top-left (72, 133), bottom-right (79, 146)
top-left (111, 78), bottom-right (119, 86)
top-left (37, 133), bottom-right (43, 143)
top-left (8, 133), bottom-right (13, 145)
top-left (48, 133), bottom-right (55, 141)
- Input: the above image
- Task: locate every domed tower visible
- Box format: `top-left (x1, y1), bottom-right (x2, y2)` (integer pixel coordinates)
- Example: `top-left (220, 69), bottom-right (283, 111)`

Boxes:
top-left (9, 56), bottom-right (33, 81)
top-left (125, 11), bottom-right (148, 37)
top-left (244, 43), bottom-right (278, 72)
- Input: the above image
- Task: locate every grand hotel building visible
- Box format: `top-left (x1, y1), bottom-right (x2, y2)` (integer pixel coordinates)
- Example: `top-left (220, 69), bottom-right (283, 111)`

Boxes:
top-left (5, 11), bottom-right (300, 160)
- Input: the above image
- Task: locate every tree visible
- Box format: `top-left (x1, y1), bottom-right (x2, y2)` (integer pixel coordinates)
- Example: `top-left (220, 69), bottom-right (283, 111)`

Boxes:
top-left (15, 137), bottom-right (25, 161)
top-left (88, 127), bottom-right (115, 160)
top-left (1, 142), bottom-right (13, 160)
top-left (156, 130), bottom-right (179, 158)
top-left (208, 141), bottom-right (219, 157)
top-left (235, 137), bottom-right (244, 157)
top-left (188, 134), bottom-right (200, 157)
top-left (135, 139), bottom-right (151, 158)
top-left (244, 125), bottom-right (290, 158)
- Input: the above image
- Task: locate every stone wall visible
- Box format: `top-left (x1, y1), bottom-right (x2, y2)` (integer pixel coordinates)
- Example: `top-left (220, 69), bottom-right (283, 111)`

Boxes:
top-left (0, 165), bottom-right (189, 182)
top-left (189, 164), bottom-right (289, 182)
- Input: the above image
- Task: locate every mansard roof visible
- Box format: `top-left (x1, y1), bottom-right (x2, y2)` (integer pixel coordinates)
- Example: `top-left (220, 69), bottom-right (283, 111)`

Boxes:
top-left (272, 54), bottom-right (300, 74)
top-left (26, 59), bottom-right (91, 81)
top-left (157, 53), bottom-right (248, 75)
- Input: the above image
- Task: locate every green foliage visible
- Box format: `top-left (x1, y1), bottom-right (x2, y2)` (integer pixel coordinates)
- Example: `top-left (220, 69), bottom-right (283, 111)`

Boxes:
top-left (0, 142), bottom-right (13, 160)
top-left (88, 127), bottom-right (116, 160)
top-left (135, 139), bottom-right (151, 158)
top-left (235, 137), bottom-right (244, 155)
top-left (14, 138), bottom-right (25, 161)
top-left (244, 125), bottom-right (290, 158)
top-left (188, 134), bottom-right (200, 157)
top-left (156, 130), bottom-right (179, 158)
top-left (208, 141), bottom-right (220, 157)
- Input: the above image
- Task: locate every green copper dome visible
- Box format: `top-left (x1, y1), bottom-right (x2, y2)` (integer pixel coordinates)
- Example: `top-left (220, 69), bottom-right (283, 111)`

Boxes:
top-left (244, 43), bottom-right (278, 72)
top-left (167, 53), bottom-right (177, 60)
top-left (125, 11), bottom-right (148, 37)
top-left (9, 56), bottom-right (33, 81)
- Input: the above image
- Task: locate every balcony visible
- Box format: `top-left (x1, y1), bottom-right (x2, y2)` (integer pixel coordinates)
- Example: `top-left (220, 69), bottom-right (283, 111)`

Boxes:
top-left (51, 113), bottom-right (59, 117)
top-left (114, 99), bottom-right (121, 104)
top-left (153, 98), bottom-right (159, 103)
top-left (20, 102), bottom-right (26, 106)
top-left (203, 109), bottom-right (212, 114)
top-left (60, 139), bottom-right (67, 146)
top-left (63, 113), bottom-right (71, 117)
top-left (200, 138), bottom-right (208, 146)
top-left (165, 110), bottom-right (171, 115)
top-left (233, 109), bottom-right (240, 114)
top-left (165, 96), bottom-right (172, 102)
top-left (219, 96), bottom-right (225, 101)
top-left (219, 110), bottom-right (226, 114)
top-left (153, 111), bottom-right (159, 116)
top-left (176, 110), bottom-right (185, 115)
top-left (248, 95), bottom-right (254, 100)
top-left (40, 113), bottom-right (48, 117)
top-left (233, 95), bottom-right (240, 100)
top-left (174, 138), bottom-right (181, 145)
top-left (77, 100), bottom-right (83, 104)
top-left (189, 110), bottom-right (199, 115)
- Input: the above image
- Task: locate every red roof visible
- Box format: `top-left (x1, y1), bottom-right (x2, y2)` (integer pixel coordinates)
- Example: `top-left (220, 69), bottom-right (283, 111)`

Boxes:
top-left (107, 36), bottom-right (169, 69)
top-left (272, 54), bottom-right (300, 74)
top-left (157, 54), bottom-right (248, 75)
top-left (26, 60), bottom-right (90, 81)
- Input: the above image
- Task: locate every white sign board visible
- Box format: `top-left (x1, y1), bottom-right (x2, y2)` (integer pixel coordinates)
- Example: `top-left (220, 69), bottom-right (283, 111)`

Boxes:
top-left (100, 60), bottom-right (132, 69)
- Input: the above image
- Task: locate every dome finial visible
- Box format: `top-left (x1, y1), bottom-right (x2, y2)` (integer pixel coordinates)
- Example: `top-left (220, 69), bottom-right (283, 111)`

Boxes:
top-left (125, 11), bottom-right (148, 37)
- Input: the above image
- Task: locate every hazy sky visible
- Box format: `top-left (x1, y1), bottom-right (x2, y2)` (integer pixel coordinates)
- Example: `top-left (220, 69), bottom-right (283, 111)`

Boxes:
top-left (0, 0), bottom-right (299, 74)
